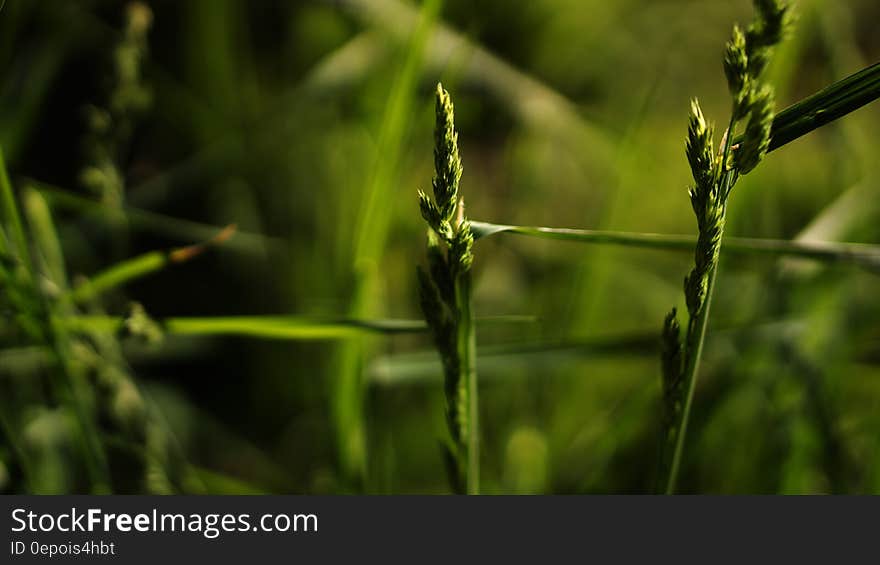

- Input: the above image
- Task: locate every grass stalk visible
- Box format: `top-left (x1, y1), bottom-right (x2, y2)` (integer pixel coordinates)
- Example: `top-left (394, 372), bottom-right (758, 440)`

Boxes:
top-left (21, 187), bottom-right (111, 492)
top-left (658, 0), bottom-right (791, 494)
top-left (455, 272), bottom-right (478, 493)
top-left (417, 84), bottom-right (478, 493)
top-left (62, 315), bottom-right (424, 339)
top-left (1, 151), bottom-right (111, 491)
top-left (60, 314), bottom-right (530, 341)
top-left (663, 240), bottom-right (718, 494)
top-left (663, 114), bottom-right (737, 494)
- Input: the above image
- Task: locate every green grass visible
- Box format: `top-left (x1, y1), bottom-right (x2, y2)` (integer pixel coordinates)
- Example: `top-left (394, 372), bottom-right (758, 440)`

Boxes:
top-left (330, 0), bottom-right (441, 489)
top-left (417, 84), bottom-right (478, 493)
top-left (2, 0), bottom-right (880, 495)
top-left (658, 0), bottom-right (790, 494)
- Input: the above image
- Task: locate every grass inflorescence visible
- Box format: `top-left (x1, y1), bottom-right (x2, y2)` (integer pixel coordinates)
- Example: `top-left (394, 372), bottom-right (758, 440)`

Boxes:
top-left (657, 0), bottom-right (791, 494)
top-left (417, 83), bottom-right (479, 494)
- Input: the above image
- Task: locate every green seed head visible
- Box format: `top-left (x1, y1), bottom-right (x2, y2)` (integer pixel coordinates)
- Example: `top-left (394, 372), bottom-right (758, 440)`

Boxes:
top-left (433, 83), bottom-right (463, 221)
top-left (724, 25), bottom-right (749, 98)
top-left (121, 302), bottom-right (163, 344)
top-left (417, 265), bottom-right (451, 339)
top-left (419, 189), bottom-right (452, 240)
top-left (685, 181), bottom-right (724, 318)
top-left (724, 25), bottom-right (753, 119)
top-left (417, 84), bottom-right (476, 488)
top-left (661, 308), bottom-right (683, 396)
top-left (686, 99), bottom-right (716, 192)
top-left (752, 0), bottom-right (789, 46)
top-left (736, 86), bottom-right (775, 174)
top-left (451, 220), bottom-right (474, 274)
top-left (420, 83), bottom-right (473, 273)
top-left (745, 0), bottom-right (790, 76)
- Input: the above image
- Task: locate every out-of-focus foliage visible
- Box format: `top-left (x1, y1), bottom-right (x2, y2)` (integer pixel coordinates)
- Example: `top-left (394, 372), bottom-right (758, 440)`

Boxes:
top-left (0, 0), bottom-right (879, 493)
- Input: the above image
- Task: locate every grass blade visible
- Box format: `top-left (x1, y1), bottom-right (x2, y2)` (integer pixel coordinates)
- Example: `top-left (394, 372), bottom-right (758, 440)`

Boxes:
top-left (471, 221), bottom-right (880, 269)
top-left (60, 314), bottom-right (531, 341)
top-left (759, 61), bottom-right (880, 152)
top-left (0, 148), bottom-right (29, 265)
top-left (63, 315), bottom-right (425, 340)
top-left (69, 225), bottom-right (236, 304)
top-left (331, 0), bottom-right (441, 489)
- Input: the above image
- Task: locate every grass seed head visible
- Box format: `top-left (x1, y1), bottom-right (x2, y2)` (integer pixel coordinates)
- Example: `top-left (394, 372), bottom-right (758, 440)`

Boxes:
top-left (745, 0), bottom-right (790, 76)
top-left (736, 86), bottom-right (775, 174)
top-left (417, 83), bottom-right (478, 492)
top-left (661, 308), bottom-right (683, 397)
top-left (724, 25), bottom-right (750, 117)
top-left (686, 99), bottom-right (716, 192)
top-left (432, 83), bottom-right (463, 222)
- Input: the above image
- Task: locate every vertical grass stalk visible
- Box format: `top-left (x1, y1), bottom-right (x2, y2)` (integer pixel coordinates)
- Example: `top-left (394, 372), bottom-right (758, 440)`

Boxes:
top-left (456, 270), bottom-right (478, 493)
top-left (659, 0), bottom-right (790, 494)
top-left (418, 84), bottom-right (478, 493)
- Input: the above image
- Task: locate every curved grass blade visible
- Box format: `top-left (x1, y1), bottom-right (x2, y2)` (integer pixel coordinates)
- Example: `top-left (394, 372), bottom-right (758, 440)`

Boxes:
top-left (69, 224), bottom-right (237, 304)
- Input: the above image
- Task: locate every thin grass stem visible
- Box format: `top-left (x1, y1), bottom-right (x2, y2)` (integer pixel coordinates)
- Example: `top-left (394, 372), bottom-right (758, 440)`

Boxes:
top-left (60, 314), bottom-right (531, 341)
top-left (455, 273), bottom-right (478, 493)
top-left (471, 221), bottom-right (880, 269)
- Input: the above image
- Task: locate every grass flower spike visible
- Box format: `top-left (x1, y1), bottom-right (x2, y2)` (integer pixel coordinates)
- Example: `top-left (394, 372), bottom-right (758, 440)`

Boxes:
top-left (658, 0), bottom-right (790, 494)
top-left (418, 83), bottom-right (478, 494)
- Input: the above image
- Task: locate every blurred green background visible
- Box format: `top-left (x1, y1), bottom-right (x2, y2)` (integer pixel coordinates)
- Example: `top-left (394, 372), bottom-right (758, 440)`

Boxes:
top-left (1, 0), bottom-right (879, 494)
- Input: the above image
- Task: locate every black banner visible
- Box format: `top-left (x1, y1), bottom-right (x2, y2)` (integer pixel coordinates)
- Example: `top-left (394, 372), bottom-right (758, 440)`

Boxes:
top-left (0, 496), bottom-right (875, 562)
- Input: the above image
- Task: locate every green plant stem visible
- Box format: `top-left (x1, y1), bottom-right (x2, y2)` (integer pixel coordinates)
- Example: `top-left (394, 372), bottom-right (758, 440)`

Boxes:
top-left (71, 252), bottom-right (166, 304)
top-left (470, 221), bottom-right (880, 269)
top-left (664, 261), bottom-right (718, 494)
top-left (2, 153), bottom-right (110, 491)
top-left (60, 314), bottom-right (530, 340)
top-left (62, 315), bottom-right (424, 339)
top-left (0, 148), bottom-right (30, 268)
top-left (663, 113), bottom-right (738, 494)
top-left (454, 273), bottom-right (478, 494)
top-left (23, 187), bottom-right (111, 492)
